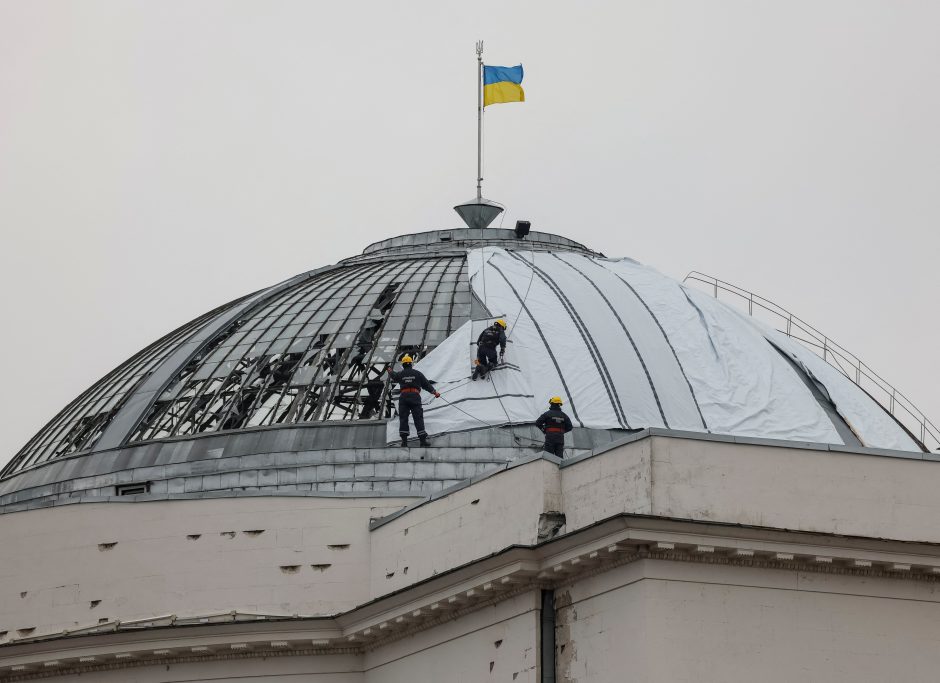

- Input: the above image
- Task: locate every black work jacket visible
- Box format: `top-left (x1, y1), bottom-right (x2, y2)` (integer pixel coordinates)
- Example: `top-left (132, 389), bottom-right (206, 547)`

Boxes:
top-left (389, 366), bottom-right (435, 396)
top-left (535, 407), bottom-right (573, 442)
top-left (477, 325), bottom-right (507, 352)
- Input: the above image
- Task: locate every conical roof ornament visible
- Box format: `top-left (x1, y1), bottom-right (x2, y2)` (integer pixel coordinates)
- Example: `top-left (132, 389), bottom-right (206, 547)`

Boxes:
top-left (453, 197), bottom-right (504, 231)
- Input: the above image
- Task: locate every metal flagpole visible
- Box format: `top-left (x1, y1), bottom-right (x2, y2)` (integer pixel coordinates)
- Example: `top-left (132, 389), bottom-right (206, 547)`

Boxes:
top-left (453, 41), bottom-right (503, 235)
top-left (476, 40), bottom-right (484, 200)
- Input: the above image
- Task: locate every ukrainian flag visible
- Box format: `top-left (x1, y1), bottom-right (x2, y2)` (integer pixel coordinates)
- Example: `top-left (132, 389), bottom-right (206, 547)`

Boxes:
top-left (483, 64), bottom-right (524, 107)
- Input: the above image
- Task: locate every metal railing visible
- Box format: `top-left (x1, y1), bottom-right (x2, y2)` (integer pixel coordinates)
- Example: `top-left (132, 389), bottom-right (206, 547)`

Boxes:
top-left (683, 272), bottom-right (939, 452)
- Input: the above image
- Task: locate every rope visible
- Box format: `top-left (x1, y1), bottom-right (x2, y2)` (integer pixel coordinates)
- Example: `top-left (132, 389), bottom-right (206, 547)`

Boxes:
top-left (429, 393), bottom-right (545, 447)
top-left (488, 363), bottom-right (515, 435)
top-left (506, 248), bottom-right (536, 342)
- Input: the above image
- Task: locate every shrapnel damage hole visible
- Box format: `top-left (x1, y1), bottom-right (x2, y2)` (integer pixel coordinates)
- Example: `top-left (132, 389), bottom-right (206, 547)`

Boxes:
top-left (310, 564), bottom-right (331, 572)
top-left (186, 534), bottom-right (201, 541)
top-left (98, 542), bottom-right (118, 551)
top-left (327, 544), bottom-right (350, 550)
top-left (280, 565), bottom-right (301, 574)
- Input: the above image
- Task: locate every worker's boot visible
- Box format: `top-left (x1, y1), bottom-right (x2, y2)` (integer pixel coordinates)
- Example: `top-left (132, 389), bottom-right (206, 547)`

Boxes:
top-left (419, 435), bottom-right (430, 448)
top-left (400, 436), bottom-right (408, 448)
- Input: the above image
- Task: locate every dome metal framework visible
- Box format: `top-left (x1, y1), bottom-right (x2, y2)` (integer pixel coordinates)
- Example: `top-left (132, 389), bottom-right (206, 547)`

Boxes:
top-left (2, 228), bottom-right (599, 479)
top-left (8, 305), bottom-right (235, 474)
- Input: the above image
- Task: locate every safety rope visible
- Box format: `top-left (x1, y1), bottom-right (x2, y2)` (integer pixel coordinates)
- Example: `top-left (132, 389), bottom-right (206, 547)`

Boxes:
top-left (424, 392), bottom-right (544, 447)
top-left (506, 248), bottom-right (536, 342)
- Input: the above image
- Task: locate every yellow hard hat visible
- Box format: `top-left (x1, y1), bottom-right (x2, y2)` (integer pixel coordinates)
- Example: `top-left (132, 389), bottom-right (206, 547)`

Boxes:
top-left (549, 396), bottom-right (563, 405)
top-left (401, 355), bottom-right (413, 364)
top-left (495, 319), bottom-right (507, 329)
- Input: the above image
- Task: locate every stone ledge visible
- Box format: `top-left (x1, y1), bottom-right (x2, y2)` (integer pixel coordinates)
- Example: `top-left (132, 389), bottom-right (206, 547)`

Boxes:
top-left (4, 515), bottom-right (940, 680)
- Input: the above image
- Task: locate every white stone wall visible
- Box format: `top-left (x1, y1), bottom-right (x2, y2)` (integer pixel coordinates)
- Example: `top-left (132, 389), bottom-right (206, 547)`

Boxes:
top-left (557, 558), bottom-right (940, 683)
top-left (4, 435), bottom-right (940, 681)
top-left (371, 459), bottom-right (561, 594)
top-left (0, 496), bottom-right (412, 639)
top-left (562, 436), bottom-right (940, 543)
top-left (363, 592), bottom-right (541, 682)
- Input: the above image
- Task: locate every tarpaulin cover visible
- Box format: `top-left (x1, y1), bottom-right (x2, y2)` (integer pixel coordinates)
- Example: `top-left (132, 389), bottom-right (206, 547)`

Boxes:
top-left (753, 320), bottom-right (921, 451)
top-left (386, 247), bottom-right (920, 452)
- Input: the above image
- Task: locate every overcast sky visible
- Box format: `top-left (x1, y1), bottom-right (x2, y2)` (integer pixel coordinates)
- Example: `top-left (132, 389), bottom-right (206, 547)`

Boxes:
top-left (1, 1), bottom-right (938, 466)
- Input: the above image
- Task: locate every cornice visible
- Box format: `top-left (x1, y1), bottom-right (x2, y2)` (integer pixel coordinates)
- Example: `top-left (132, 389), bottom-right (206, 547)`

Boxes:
top-left (4, 515), bottom-right (940, 680)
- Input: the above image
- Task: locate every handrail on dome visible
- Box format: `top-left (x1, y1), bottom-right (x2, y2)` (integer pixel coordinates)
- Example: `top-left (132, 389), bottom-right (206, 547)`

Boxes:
top-left (683, 271), bottom-right (939, 452)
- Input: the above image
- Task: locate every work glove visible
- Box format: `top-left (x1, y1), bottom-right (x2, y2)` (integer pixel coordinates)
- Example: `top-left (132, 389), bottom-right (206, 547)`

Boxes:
top-left (434, 392), bottom-right (441, 398)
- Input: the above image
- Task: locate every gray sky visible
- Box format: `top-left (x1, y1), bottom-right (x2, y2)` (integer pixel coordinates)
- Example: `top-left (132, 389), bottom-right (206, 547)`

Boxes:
top-left (1, 0), bottom-right (938, 466)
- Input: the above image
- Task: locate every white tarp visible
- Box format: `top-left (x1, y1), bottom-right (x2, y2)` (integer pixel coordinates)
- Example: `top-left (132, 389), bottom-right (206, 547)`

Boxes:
top-left (386, 246), bottom-right (918, 452)
top-left (752, 321), bottom-right (921, 451)
top-left (397, 319), bottom-right (536, 438)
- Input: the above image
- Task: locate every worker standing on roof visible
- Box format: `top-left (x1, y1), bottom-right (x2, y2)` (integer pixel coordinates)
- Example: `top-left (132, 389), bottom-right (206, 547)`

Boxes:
top-left (387, 355), bottom-right (439, 447)
top-left (536, 396), bottom-right (574, 458)
top-left (472, 319), bottom-right (507, 380)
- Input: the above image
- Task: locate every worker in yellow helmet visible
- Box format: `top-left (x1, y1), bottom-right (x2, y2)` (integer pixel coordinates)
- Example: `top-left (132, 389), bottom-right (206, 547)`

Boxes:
top-left (535, 396), bottom-right (573, 458)
top-left (472, 318), bottom-right (508, 380)
top-left (386, 354), bottom-right (439, 447)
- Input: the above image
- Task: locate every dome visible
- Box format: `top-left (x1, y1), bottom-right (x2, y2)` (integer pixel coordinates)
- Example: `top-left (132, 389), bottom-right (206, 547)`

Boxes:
top-left (0, 227), bottom-right (926, 512)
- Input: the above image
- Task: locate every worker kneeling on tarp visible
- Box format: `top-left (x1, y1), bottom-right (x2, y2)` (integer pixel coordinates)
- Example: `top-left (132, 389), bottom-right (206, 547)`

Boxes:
top-left (536, 396), bottom-right (573, 457)
top-left (472, 318), bottom-right (507, 380)
top-left (387, 354), bottom-right (439, 447)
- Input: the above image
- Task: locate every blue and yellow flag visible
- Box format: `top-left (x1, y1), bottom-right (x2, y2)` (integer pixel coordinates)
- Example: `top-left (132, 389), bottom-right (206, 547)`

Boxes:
top-left (483, 64), bottom-right (524, 107)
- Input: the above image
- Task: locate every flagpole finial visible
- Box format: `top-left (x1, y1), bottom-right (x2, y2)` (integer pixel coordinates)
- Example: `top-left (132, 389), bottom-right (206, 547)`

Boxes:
top-left (476, 40), bottom-right (483, 56)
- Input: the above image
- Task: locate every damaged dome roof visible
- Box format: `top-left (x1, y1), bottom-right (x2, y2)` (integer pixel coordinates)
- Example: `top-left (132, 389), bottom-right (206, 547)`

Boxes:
top-left (2, 226), bottom-right (926, 488)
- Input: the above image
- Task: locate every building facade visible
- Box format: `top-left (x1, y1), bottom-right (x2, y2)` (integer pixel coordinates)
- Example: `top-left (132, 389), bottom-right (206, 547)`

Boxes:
top-left (1, 228), bottom-right (938, 682)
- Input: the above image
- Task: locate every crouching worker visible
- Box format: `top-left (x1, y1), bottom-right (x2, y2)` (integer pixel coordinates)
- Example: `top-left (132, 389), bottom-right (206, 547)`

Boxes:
top-left (536, 396), bottom-right (573, 457)
top-left (472, 318), bottom-right (507, 380)
top-left (387, 355), bottom-right (440, 447)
